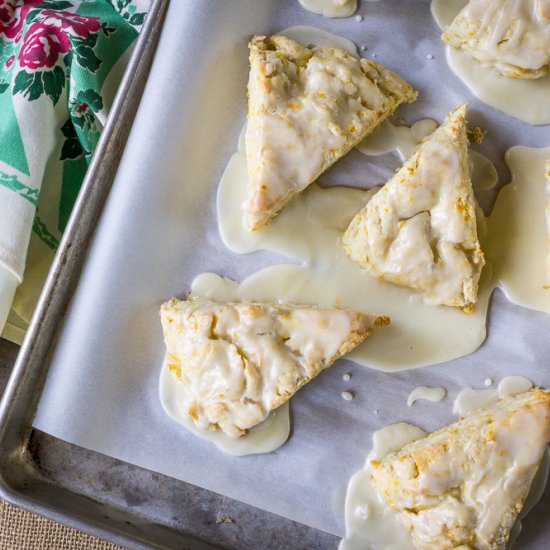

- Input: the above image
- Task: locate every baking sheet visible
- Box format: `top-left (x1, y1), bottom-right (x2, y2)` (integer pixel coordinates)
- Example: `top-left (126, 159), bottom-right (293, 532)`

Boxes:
top-left (32, 0), bottom-right (550, 543)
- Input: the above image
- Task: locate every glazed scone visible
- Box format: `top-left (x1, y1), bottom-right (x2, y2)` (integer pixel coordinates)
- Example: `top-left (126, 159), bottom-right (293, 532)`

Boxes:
top-left (443, 0), bottom-right (550, 79)
top-left (370, 389), bottom-right (550, 550)
top-left (343, 105), bottom-right (485, 311)
top-left (160, 297), bottom-right (389, 438)
top-left (244, 34), bottom-right (417, 230)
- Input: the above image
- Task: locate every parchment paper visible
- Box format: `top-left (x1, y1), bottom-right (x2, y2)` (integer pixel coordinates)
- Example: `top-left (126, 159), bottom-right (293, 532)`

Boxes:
top-left (33, 0), bottom-right (550, 544)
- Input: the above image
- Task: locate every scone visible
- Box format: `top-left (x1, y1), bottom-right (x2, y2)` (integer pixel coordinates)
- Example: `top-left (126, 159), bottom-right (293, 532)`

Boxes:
top-left (244, 34), bottom-right (417, 231)
top-left (370, 389), bottom-right (550, 550)
top-left (343, 104), bottom-right (485, 311)
top-left (443, 0), bottom-right (550, 79)
top-left (160, 297), bottom-right (389, 438)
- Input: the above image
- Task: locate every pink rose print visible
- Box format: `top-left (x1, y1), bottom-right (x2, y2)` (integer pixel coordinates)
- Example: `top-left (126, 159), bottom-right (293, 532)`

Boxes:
top-left (0, 0), bottom-right (40, 41)
top-left (18, 22), bottom-right (70, 70)
top-left (5, 55), bottom-right (14, 67)
top-left (40, 10), bottom-right (100, 38)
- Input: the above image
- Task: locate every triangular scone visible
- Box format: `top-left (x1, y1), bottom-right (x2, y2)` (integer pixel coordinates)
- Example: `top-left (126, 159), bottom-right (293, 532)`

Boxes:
top-left (370, 389), bottom-right (550, 550)
top-left (343, 105), bottom-right (485, 311)
top-left (443, 0), bottom-right (550, 79)
top-left (160, 297), bottom-right (389, 438)
top-left (244, 34), bottom-right (417, 231)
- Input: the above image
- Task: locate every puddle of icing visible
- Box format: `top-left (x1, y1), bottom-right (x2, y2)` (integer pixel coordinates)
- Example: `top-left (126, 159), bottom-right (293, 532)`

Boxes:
top-left (445, 47), bottom-right (550, 126)
top-left (159, 357), bottom-right (290, 456)
top-left (453, 387), bottom-right (498, 416)
top-left (280, 26), bottom-right (358, 56)
top-left (356, 119), bottom-right (497, 192)
top-left (192, 265), bottom-right (493, 372)
top-left (469, 150), bottom-right (498, 191)
top-left (486, 146), bottom-right (550, 313)
top-left (430, 0), bottom-right (468, 29)
top-left (213, 25), bottom-right (500, 372)
top-left (431, 0), bottom-right (550, 125)
top-left (453, 375), bottom-right (533, 416)
top-left (339, 423), bottom-right (425, 550)
top-left (297, 0), bottom-right (357, 18)
top-left (498, 375), bottom-right (534, 398)
top-left (508, 449), bottom-right (550, 547)
top-left (212, 26), bottom-right (549, 376)
top-left (355, 119), bottom-right (438, 161)
top-left (406, 386), bottom-right (446, 407)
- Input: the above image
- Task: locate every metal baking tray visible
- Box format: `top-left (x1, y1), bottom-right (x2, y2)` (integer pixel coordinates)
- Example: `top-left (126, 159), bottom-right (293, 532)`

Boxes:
top-left (0, 1), bottom-right (333, 548)
top-left (1, 1), bottom-right (549, 549)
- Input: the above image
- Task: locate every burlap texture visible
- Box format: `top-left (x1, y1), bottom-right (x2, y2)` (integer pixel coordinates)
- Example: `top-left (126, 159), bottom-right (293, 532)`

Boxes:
top-left (0, 501), bottom-right (126, 550)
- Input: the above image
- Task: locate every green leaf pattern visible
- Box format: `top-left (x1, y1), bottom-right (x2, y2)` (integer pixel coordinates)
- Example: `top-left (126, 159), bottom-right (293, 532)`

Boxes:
top-left (0, 0), bottom-right (148, 254)
top-left (0, 172), bottom-right (39, 207)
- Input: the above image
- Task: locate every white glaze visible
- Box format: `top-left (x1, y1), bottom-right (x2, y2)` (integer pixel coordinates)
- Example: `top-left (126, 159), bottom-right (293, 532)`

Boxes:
top-left (431, 0), bottom-right (468, 28)
top-left (356, 118), bottom-right (437, 161)
top-left (453, 375), bottom-right (534, 416)
top-left (246, 34), bottom-right (367, 229)
top-left (342, 400), bottom-right (550, 550)
top-left (342, 391), bottom-right (354, 401)
top-left (280, 26), bottom-right (358, 57)
top-left (484, 377), bottom-right (493, 386)
top-left (160, 297), bottom-right (366, 438)
top-left (245, 29), bottom-right (414, 230)
top-left (372, 393), bottom-right (550, 549)
top-left (487, 146), bottom-right (550, 313)
top-left (431, 0), bottom-right (550, 124)
top-left (445, 46), bottom-right (550, 125)
top-left (443, 0), bottom-right (550, 79)
top-left (546, 160), bottom-right (550, 286)
top-left (453, 387), bottom-right (498, 416)
top-left (214, 26), bottom-right (550, 375)
top-left (298, 0), bottom-right (357, 19)
top-left (159, 359), bottom-right (290, 456)
top-left (470, 150), bottom-right (498, 191)
top-left (339, 423), bottom-right (426, 550)
top-left (406, 386), bottom-right (446, 407)
top-left (344, 106), bottom-right (484, 309)
top-left (216, 122), bottom-right (493, 371)
top-left (498, 375), bottom-right (533, 398)
top-left (508, 449), bottom-right (550, 547)
top-left (217, 198), bottom-right (490, 372)
top-left (192, 259), bottom-right (492, 371)
top-left (357, 119), bottom-right (496, 193)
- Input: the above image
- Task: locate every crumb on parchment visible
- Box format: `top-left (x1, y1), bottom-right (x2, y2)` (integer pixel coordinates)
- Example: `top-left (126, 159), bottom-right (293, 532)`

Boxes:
top-left (216, 516), bottom-right (234, 525)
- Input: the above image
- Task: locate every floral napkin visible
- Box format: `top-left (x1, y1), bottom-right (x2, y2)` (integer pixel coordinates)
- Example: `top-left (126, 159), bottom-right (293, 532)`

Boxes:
top-left (0, 0), bottom-right (150, 342)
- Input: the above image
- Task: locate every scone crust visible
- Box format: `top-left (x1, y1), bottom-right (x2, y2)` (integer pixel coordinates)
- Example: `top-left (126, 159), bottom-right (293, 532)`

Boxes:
top-left (161, 297), bottom-right (389, 437)
top-left (343, 104), bottom-right (485, 311)
top-left (245, 34), bottom-right (417, 230)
